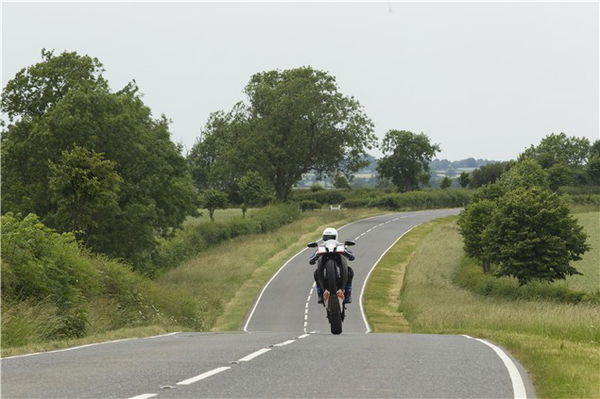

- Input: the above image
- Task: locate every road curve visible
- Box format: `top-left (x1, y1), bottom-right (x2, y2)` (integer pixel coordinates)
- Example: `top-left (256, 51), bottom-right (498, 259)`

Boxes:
top-left (1, 210), bottom-right (535, 398)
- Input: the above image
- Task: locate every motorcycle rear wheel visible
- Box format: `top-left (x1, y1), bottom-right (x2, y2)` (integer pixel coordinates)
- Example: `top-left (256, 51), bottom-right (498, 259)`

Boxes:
top-left (325, 259), bottom-right (343, 335)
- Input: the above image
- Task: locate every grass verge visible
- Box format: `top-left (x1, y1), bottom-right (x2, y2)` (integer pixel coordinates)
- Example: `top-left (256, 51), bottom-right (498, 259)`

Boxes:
top-left (364, 217), bottom-right (600, 399)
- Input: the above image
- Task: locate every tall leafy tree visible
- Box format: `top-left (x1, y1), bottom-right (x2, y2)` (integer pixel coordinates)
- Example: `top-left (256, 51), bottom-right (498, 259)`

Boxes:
top-left (519, 132), bottom-right (591, 168)
top-left (202, 189), bottom-right (229, 222)
top-left (376, 130), bottom-right (440, 192)
top-left (457, 199), bottom-right (496, 273)
top-left (439, 176), bottom-right (452, 189)
top-left (1, 51), bottom-right (198, 268)
top-left (486, 187), bottom-right (588, 285)
top-left (458, 172), bottom-right (471, 188)
top-left (189, 67), bottom-right (376, 201)
top-left (48, 146), bottom-right (122, 235)
top-left (238, 171), bottom-right (271, 217)
top-left (469, 161), bottom-right (514, 188)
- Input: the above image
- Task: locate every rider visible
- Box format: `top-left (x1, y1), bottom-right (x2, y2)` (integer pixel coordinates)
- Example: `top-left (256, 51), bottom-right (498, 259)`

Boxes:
top-left (309, 227), bottom-right (354, 304)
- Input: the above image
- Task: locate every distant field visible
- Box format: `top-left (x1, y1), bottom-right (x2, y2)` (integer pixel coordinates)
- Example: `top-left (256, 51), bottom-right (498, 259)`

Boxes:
top-left (183, 208), bottom-right (256, 225)
top-left (559, 212), bottom-right (599, 293)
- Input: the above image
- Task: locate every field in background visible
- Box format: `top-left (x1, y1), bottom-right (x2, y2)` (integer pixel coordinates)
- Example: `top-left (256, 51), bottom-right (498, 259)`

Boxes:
top-left (561, 212), bottom-right (599, 293)
top-left (365, 217), bottom-right (600, 399)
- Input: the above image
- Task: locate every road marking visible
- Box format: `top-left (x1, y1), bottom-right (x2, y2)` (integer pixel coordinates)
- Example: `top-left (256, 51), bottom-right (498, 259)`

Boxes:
top-left (273, 340), bottom-right (296, 347)
top-left (142, 332), bottom-right (179, 339)
top-left (359, 226), bottom-right (416, 333)
top-left (463, 336), bottom-right (527, 399)
top-left (239, 348), bottom-right (271, 362)
top-left (177, 366), bottom-right (231, 385)
top-left (298, 333), bottom-right (310, 339)
top-left (128, 394), bottom-right (157, 399)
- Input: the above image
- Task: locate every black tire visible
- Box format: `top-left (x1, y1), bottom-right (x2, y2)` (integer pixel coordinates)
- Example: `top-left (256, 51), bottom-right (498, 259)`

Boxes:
top-left (325, 259), bottom-right (343, 335)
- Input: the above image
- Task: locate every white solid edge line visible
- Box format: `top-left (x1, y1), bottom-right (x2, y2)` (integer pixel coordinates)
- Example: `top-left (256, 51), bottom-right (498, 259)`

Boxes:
top-left (359, 225), bottom-right (416, 333)
top-left (128, 394), bottom-right (157, 399)
top-left (464, 336), bottom-right (527, 399)
top-left (243, 212), bottom-right (395, 332)
top-left (239, 347), bottom-right (271, 362)
top-left (3, 332), bottom-right (181, 360)
top-left (177, 366), bottom-right (231, 385)
top-left (298, 333), bottom-right (310, 339)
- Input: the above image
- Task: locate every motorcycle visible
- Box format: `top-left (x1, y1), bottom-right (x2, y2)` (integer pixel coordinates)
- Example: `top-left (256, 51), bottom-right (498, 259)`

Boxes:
top-left (307, 239), bottom-right (355, 335)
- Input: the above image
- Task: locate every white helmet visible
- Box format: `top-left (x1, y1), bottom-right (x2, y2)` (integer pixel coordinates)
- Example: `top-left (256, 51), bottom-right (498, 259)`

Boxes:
top-left (322, 227), bottom-right (338, 242)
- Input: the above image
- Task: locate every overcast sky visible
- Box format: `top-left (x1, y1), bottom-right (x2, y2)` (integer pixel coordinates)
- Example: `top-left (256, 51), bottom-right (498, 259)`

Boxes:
top-left (2, 2), bottom-right (598, 161)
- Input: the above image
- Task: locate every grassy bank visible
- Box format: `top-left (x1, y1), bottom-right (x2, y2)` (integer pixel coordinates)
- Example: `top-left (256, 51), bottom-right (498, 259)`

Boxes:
top-left (364, 217), bottom-right (600, 399)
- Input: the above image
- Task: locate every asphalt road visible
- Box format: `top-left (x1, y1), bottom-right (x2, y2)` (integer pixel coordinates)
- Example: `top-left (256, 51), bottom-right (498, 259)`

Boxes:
top-left (1, 210), bottom-right (535, 399)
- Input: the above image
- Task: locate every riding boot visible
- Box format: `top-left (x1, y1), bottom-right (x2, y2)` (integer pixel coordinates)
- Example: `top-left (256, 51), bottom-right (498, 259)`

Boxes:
top-left (343, 283), bottom-right (352, 304)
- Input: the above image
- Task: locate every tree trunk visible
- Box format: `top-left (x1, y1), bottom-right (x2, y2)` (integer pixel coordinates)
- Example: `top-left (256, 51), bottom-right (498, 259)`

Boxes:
top-left (209, 209), bottom-right (215, 222)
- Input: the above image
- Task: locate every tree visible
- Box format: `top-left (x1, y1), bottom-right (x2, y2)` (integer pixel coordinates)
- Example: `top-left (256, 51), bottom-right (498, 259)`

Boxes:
top-left (333, 175), bottom-right (351, 189)
top-left (457, 200), bottom-right (496, 273)
top-left (47, 146), bottom-right (122, 236)
top-left (1, 51), bottom-right (198, 268)
top-left (202, 189), bottom-right (229, 222)
top-left (238, 171), bottom-right (271, 217)
top-left (376, 130), bottom-right (440, 192)
top-left (486, 187), bottom-right (589, 285)
top-left (189, 67), bottom-right (376, 201)
top-left (1, 49), bottom-right (107, 121)
top-left (440, 176), bottom-right (452, 189)
top-left (458, 172), bottom-right (471, 188)
top-left (497, 159), bottom-right (549, 191)
top-left (469, 161), bottom-right (513, 188)
top-left (519, 132), bottom-right (591, 168)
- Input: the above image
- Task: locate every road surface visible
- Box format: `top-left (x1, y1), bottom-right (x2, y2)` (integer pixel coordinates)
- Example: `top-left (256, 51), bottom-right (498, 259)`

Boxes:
top-left (1, 210), bottom-right (535, 398)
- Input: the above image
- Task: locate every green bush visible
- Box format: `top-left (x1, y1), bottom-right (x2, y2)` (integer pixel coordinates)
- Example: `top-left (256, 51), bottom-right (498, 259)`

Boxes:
top-left (292, 189), bottom-right (348, 204)
top-left (341, 198), bottom-right (371, 208)
top-left (299, 200), bottom-right (321, 211)
top-left (153, 203), bottom-right (301, 271)
top-left (369, 189), bottom-right (472, 210)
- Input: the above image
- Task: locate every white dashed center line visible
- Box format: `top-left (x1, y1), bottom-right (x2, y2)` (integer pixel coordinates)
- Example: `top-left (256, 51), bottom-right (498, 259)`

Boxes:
top-left (177, 366), bottom-right (231, 386)
top-left (239, 348), bottom-right (271, 362)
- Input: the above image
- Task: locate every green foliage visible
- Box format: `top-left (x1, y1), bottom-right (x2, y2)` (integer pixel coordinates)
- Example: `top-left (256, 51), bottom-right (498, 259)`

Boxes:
top-left (152, 204), bottom-right (301, 272)
top-left (310, 183), bottom-right (324, 192)
top-left (457, 200), bottom-right (496, 273)
top-left (469, 161), bottom-right (514, 188)
top-left (299, 200), bottom-right (321, 211)
top-left (497, 159), bottom-right (549, 191)
top-left (486, 187), bottom-right (589, 285)
top-left (333, 175), bottom-right (351, 189)
top-left (238, 171), bottom-right (271, 217)
top-left (292, 188), bottom-right (347, 205)
top-left (1, 49), bottom-right (107, 120)
top-left (202, 189), bottom-right (229, 222)
top-left (458, 172), bottom-right (471, 188)
top-left (1, 51), bottom-right (198, 269)
top-left (519, 132), bottom-right (591, 168)
top-left (47, 146), bottom-right (122, 236)
top-left (439, 176), bottom-right (452, 189)
top-left (369, 189), bottom-right (472, 210)
top-left (376, 130), bottom-right (440, 192)
top-left (341, 198), bottom-right (371, 208)
top-left (1, 213), bottom-right (99, 338)
top-left (188, 66), bottom-right (377, 201)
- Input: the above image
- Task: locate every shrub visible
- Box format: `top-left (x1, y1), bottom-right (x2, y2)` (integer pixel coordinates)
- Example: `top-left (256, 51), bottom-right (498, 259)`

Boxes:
top-left (341, 198), bottom-right (371, 208)
top-left (299, 200), bottom-right (321, 211)
top-left (153, 204), bottom-right (301, 271)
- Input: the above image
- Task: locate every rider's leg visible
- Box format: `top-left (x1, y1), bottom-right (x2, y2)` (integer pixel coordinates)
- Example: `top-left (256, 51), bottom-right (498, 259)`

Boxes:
top-left (344, 266), bottom-right (354, 303)
top-left (313, 269), bottom-right (324, 304)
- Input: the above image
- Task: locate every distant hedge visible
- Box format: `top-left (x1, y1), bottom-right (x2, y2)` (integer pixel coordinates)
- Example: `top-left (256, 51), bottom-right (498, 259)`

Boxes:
top-left (152, 203), bottom-right (301, 273)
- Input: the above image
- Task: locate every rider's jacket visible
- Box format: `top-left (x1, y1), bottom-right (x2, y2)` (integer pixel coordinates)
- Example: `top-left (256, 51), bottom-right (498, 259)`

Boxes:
top-left (309, 242), bottom-right (355, 265)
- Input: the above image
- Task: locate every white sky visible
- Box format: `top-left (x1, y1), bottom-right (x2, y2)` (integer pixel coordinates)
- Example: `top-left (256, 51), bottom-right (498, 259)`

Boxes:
top-left (2, 2), bottom-right (599, 161)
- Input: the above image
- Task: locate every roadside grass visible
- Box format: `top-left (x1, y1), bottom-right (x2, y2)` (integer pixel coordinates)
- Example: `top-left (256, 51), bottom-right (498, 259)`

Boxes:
top-left (183, 208), bottom-right (257, 225)
top-left (560, 211), bottom-right (599, 293)
top-left (157, 208), bottom-right (383, 331)
top-left (364, 217), bottom-right (600, 399)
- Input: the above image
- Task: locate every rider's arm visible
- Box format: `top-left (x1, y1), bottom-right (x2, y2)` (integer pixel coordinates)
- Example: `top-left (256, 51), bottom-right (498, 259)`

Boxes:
top-left (309, 250), bottom-right (320, 265)
top-left (343, 248), bottom-right (355, 261)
